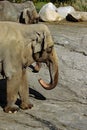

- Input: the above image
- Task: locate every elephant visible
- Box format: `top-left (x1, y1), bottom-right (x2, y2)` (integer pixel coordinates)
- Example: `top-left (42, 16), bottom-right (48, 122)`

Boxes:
top-left (0, 22), bottom-right (58, 113)
top-left (0, 0), bottom-right (39, 24)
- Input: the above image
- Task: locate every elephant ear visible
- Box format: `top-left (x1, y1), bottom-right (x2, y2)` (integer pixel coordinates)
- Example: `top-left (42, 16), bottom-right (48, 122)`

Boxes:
top-left (32, 31), bottom-right (47, 54)
top-left (22, 8), bottom-right (31, 24)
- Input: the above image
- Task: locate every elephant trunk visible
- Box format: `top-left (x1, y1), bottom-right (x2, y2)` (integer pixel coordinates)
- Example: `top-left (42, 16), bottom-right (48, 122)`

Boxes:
top-left (38, 50), bottom-right (58, 90)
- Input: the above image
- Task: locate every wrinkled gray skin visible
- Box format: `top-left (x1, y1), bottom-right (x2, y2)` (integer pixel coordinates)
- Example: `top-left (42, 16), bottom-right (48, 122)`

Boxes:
top-left (0, 22), bottom-right (58, 113)
top-left (0, 0), bottom-right (39, 24)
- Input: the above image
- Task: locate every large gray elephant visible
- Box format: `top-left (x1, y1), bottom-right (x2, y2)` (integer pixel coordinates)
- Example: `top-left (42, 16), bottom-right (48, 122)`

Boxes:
top-left (0, 0), bottom-right (39, 24)
top-left (0, 22), bottom-right (58, 113)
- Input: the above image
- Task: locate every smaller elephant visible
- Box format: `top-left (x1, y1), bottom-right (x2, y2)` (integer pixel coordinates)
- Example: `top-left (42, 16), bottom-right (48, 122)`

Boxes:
top-left (0, 0), bottom-right (39, 24)
top-left (0, 22), bottom-right (58, 113)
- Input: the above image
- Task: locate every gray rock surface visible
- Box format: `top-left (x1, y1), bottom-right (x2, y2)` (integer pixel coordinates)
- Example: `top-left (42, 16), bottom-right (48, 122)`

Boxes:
top-left (0, 21), bottom-right (87, 130)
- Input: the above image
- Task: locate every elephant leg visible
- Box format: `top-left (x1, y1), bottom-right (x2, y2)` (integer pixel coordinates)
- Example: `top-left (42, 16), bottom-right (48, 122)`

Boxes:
top-left (19, 68), bottom-right (33, 110)
top-left (4, 71), bottom-right (22, 113)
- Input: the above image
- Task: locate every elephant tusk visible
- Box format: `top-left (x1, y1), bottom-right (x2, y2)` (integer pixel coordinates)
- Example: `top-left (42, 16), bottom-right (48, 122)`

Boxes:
top-left (29, 62), bottom-right (41, 73)
top-left (34, 62), bottom-right (41, 72)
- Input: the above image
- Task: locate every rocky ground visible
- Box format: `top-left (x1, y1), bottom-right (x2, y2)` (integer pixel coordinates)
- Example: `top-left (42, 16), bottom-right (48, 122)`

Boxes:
top-left (0, 21), bottom-right (87, 130)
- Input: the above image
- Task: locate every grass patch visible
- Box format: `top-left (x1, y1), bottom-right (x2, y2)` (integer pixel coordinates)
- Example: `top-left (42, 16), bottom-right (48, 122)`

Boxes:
top-left (34, 0), bottom-right (87, 12)
top-left (35, 2), bottom-right (48, 12)
top-left (73, 0), bottom-right (87, 11)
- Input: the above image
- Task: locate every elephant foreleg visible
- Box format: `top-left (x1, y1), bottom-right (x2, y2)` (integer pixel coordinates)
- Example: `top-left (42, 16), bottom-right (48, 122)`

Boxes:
top-left (4, 71), bottom-right (22, 113)
top-left (19, 68), bottom-right (33, 110)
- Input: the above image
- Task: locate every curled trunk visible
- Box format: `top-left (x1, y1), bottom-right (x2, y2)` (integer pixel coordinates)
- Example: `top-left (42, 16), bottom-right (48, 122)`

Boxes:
top-left (38, 50), bottom-right (58, 90)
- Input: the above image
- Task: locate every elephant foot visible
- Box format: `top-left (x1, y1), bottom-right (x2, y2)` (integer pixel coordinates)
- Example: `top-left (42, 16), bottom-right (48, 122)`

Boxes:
top-left (20, 102), bottom-right (33, 110)
top-left (4, 105), bottom-right (19, 113)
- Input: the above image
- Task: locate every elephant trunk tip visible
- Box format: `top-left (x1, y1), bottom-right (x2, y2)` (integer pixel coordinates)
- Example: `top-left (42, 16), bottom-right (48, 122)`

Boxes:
top-left (38, 78), bottom-right (50, 90)
top-left (38, 78), bottom-right (58, 90)
top-left (38, 67), bottom-right (58, 90)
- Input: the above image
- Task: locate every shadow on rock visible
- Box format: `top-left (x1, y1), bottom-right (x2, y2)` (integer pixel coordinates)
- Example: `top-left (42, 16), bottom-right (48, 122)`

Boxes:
top-left (0, 79), bottom-right (46, 109)
top-left (29, 88), bottom-right (46, 100)
top-left (0, 79), bottom-right (7, 108)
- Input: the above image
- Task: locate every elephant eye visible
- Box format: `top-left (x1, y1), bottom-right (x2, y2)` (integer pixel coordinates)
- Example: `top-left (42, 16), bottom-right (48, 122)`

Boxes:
top-left (47, 46), bottom-right (53, 53)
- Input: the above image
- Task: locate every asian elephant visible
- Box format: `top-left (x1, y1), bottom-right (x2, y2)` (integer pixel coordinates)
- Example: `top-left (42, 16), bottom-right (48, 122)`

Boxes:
top-left (0, 22), bottom-right (58, 113)
top-left (0, 0), bottom-right (39, 24)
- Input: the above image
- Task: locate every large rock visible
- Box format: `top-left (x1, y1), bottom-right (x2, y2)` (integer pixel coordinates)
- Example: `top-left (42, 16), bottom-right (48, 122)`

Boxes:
top-left (66, 11), bottom-right (87, 22)
top-left (0, 0), bottom-right (39, 23)
top-left (45, 23), bottom-right (87, 103)
top-left (39, 3), bottom-right (76, 22)
top-left (0, 0), bottom-right (18, 21)
top-left (57, 6), bottom-right (75, 18)
top-left (26, 22), bottom-right (87, 130)
top-left (39, 2), bottom-right (63, 22)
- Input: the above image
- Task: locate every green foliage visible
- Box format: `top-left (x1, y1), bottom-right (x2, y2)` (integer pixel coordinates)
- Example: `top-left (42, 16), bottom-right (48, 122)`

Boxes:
top-left (7, 0), bottom-right (87, 11)
top-left (8, 0), bottom-right (23, 3)
top-left (35, 0), bottom-right (87, 12)
top-left (35, 2), bottom-right (48, 12)
top-left (73, 0), bottom-right (87, 11)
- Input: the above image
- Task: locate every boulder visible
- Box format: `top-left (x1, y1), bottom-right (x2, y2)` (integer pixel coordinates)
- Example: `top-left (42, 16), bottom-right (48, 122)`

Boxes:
top-left (0, 0), bottom-right (18, 21)
top-left (39, 2), bottom-right (63, 22)
top-left (57, 6), bottom-right (75, 18)
top-left (66, 11), bottom-right (87, 22)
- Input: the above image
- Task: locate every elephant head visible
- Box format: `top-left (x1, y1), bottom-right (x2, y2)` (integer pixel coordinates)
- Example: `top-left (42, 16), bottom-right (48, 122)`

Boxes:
top-left (19, 8), bottom-right (39, 24)
top-left (0, 22), bottom-right (58, 113)
top-left (31, 31), bottom-right (58, 90)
